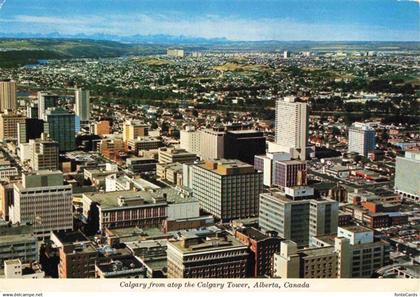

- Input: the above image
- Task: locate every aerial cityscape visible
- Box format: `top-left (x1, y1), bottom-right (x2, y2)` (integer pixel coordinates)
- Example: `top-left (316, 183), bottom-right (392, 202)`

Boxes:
top-left (0, 0), bottom-right (418, 281)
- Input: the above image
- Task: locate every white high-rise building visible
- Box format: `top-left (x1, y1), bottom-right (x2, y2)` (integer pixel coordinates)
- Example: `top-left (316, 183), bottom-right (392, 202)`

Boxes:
top-left (11, 170), bottom-right (73, 237)
top-left (348, 122), bottom-right (376, 157)
top-left (75, 88), bottom-right (90, 122)
top-left (275, 96), bottom-right (308, 160)
top-left (180, 125), bottom-right (201, 154)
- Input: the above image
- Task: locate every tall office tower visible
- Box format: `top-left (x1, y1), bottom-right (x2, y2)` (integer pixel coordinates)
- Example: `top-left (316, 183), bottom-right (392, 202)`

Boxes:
top-left (283, 51), bottom-right (289, 59)
top-left (259, 192), bottom-right (310, 247)
top-left (190, 159), bottom-right (263, 221)
top-left (273, 240), bottom-right (338, 278)
top-left (273, 160), bottom-right (307, 188)
top-left (0, 80), bottom-right (17, 112)
top-left (122, 120), bottom-right (148, 144)
top-left (334, 226), bottom-right (390, 278)
top-left (395, 148), bottom-right (420, 201)
top-left (199, 128), bottom-right (225, 160)
top-left (17, 118), bottom-right (44, 145)
top-left (74, 88), bottom-right (90, 122)
top-left (275, 96), bottom-right (308, 160)
top-left (180, 125), bottom-right (201, 154)
top-left (167, 231), bottom-right (249, 278)
top-left (348, 122), bottom-right (376, 157)
top-left (37, 92), bottom-right (58, 120)
top-left (29, 134), bottom-right (59, 171)
top-left (0, 110), bottom-right (26, 141)
top-left (43, 107), bottom-right (76, 152)
top-left (11, 170), bottom-right (73, 237)
top-left (309, 199), bottom-right (339, 243)
top-left (26, 102), bottom-right (38, 119)
top-left (94, 120), bottom-right (111, 136)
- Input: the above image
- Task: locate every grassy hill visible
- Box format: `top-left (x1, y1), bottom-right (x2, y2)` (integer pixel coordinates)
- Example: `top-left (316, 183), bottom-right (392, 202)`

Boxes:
top-left (0, 39), bottom-right (166, 67)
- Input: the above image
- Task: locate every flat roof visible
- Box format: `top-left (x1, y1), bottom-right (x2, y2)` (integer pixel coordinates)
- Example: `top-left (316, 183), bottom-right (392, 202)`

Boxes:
top-left (170, 233), bottom-right (245, 254)
top-left (236, 227), bottom-right (271, 241)
top-left (340, 225), bottom-right (372, 233)
top-left (53, 230), bottom-right (90, 245)
top-left (299, 246), bottom-right (335, 258)
top-left (84, 187), bottom-right (194, 209)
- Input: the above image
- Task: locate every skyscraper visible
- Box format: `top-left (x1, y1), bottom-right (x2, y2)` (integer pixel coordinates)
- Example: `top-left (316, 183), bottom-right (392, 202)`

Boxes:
top-left (74, 88), bottom-right (90, 122)
top-left (11, 170), bottom-right (73, 237)
top-left (259, 191), bottom-right (310, 247)
top-left (190, 159), bottom-right (263, 221)
top-left (348, 122), bottom-right (376, 157)
top-left (275, 96), bottom-right (308, 160)
top-left (394, 148), bottom-right (420, 201)
top-left (43, 107), bottom-right (76, 152)
top-left (0, 110), bottom-right (26, 141)
top-left (0, 80), bottom-right (17, 112)
top-left (37, 92), bottom-right (59, 120)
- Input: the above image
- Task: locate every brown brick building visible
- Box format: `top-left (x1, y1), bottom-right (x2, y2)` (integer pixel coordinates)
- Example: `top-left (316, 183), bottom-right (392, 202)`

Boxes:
top-left (234, 227), bottom-right (282, 277)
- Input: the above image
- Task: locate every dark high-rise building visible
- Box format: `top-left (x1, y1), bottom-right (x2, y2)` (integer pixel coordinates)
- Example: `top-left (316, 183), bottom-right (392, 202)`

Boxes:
top-left (43, 108), bottom-right (76, 152)
top-left (224, 130), bottom-right (266, 164)
top-left (25, 118), bottom-right (44, 142)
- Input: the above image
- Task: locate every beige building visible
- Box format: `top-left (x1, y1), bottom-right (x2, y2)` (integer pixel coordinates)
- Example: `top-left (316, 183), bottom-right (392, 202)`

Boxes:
top-left (74, 88), bottom-right (90, 121)
top-left (30, 134), bottom-right (59, 171)
top-left (191, 159), bottom-right (263, 221)
top-left (158, 147), bottom-right (197, 164)
top-left (199, 128), bottom-right (225, 160)
top-left (4, 259), bottom-right (45, 279)
top-left (123, 120), bottom-right (148, 144)
top-left (0, 110), bottom-right (26, 141)
top-left (0, 80), bottom-right (17, 112)
top-left (10, 170), bottom-right (73, 237)
top-left (273, 240), bottom-right (337, 278)
top-left (167, 231), bottom-right (249, 278)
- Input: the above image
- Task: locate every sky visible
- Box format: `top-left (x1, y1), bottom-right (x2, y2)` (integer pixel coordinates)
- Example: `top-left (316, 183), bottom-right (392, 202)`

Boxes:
top-left (0, 0), bottom-right (419, 41)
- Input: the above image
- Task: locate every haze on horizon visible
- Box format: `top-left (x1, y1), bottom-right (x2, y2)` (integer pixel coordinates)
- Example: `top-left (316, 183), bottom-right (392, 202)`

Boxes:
top-left (0, 0), bottom-right (419, 42)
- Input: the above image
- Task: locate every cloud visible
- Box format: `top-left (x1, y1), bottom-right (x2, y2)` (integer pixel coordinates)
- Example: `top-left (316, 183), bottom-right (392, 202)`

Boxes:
top-left (397, 0), bottom-right (420, 3)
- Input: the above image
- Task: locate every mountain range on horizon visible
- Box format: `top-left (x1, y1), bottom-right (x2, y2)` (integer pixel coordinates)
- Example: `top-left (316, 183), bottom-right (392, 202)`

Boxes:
top-left (0, 32), bottom-right (419, 45)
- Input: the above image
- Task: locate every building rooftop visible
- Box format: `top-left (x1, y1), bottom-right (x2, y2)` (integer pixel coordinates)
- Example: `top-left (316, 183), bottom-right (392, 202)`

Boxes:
top-left (169, 232), bottom-right (246, 254)
top-left (198, 159), bottom-right (256, 176)
top-left (52, 230), bottom-right (90, 245)
top-left (236, 227), bottom-right (275, 241)
top-left (84, 187), bottom-right (194, 209)
top-left (340, 225), bottom-right (372, 233)
top-left (106, 227), bottom-right (168, 242)
top-left (298, 246), bottom-right (335, 258)
top-left (96, 255), bottom-right (145, 274)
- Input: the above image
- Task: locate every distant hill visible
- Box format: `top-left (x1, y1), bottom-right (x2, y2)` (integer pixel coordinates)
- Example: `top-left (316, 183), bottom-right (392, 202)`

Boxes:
top-left (0, 38), bottom-right (167, 67)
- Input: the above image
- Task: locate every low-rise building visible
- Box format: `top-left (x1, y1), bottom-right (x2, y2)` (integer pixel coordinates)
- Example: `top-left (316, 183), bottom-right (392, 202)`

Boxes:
top-left (167, 230), bottom-right (249, 278)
